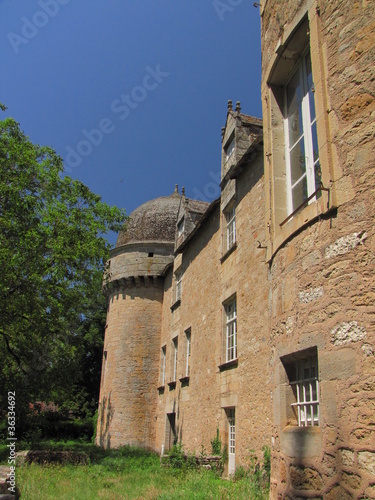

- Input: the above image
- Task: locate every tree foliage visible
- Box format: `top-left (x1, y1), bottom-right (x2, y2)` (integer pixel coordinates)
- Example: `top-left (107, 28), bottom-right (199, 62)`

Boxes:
top-left (0, 107), bottom-right (126, 432)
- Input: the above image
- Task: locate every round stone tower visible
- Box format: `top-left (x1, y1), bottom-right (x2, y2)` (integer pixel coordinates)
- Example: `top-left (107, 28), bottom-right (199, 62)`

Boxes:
top-left (96, 189), bottom-right (181, 449)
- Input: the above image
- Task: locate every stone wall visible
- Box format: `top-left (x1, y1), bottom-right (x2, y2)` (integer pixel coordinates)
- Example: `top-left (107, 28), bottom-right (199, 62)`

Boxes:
top-left (155, 151), bottom-right (271, 471)
top-left (156, 205), bottom-right (222, 455)
top-left (96, 282), bottom-right (164, 450)
top-left (261, 0), bottom-right (375, 497)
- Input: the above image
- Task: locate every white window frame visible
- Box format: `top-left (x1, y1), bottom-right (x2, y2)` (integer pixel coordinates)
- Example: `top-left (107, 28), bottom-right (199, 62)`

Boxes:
top-left (175, 271), bottom-right (182, 302)
top-left (177, 217), bottom-right (185, 237)
top-left (185, 329), bottom-right (191, 377)
top-left (284, 49), bottom-right (320, 216)
top-left (290, 357), bottom-right (319, 427)
top-left (225, 206), bottom-right (236, 250)
top-left (160, 346), bottom-right (166, 386)
top-left (172, 337), bottom-right (178, 382)
top-left (227, 408), bottom-right (236, 476)
top-left (225, 299), bottom-right (237, 362)
top-left (228, 409), bottom-right (235, 454)
top-left (225, 136), bottom-right (235, 161)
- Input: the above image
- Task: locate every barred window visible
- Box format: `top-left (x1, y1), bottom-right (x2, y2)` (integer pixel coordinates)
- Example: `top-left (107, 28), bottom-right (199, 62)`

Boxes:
top-left (282, 349), bottom-right (319, 427)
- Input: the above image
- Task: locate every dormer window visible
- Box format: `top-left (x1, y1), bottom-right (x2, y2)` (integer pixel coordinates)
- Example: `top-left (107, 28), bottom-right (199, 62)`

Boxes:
top-left (225, 135), bottom-right (235, 161)
top-left (177, 217), bottom-right (185, 237)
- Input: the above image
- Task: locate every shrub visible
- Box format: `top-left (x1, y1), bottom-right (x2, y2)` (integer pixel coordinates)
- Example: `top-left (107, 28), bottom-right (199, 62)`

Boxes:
top-left (167, 444), bottom-right (185, 469)
top-left (262, 445), bottom-right (270, 480)
top-left (234, 465), bottom-right (248, 481)
top-left (210, 428), bottom-right (222, 455)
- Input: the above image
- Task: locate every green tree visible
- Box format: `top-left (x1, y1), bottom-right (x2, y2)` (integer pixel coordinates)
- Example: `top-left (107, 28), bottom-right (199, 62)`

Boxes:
top-left (0, 105), bottom-right (126, 434)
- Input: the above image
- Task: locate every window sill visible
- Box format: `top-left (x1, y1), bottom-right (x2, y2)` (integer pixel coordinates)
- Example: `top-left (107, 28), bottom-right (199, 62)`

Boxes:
top-left (167, 381), bottom-right (176, 389)
top-left (170, 299), bottom-right (181, 311)
top-left (179, 376), bottom-right (190, 385)
top-left (218, 358), bottom-right (238, 371)
top-left (220, 242), bottom-right (237, 263)
top-left (267, 189), bottom-right (334, 262)
top-left (282, 424), bottom-right (320, 433)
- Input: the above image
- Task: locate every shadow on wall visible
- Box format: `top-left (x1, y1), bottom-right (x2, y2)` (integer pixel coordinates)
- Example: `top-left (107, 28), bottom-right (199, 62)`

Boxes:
top-left (97, 393), bottom-right (114, 449)
top-left (283, 427), bottom-right (325, 496)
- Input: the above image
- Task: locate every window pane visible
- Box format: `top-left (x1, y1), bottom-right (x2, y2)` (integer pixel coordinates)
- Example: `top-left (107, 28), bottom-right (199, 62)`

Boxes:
top-left (287, 69), bottom-right (303, 112)
top-left (285, 50), bottom-right (321, 215)
top-left (287, 69), bottom-right (304, 149)
top-left (226, 138), bottom-right (235, 160)
top-left (292, 176), bottom-right (308, 210)
top-left (288, 102), bottom-right (304, 149)
top-left (290, 137), bottom-right (306, 186)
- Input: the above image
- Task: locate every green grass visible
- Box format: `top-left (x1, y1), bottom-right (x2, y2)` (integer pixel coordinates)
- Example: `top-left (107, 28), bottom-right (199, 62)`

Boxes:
top-left (2, 442), bottom-right (269, 499)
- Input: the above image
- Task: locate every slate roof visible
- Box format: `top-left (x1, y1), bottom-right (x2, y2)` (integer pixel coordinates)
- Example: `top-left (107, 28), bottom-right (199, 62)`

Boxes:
top-left (116, 191), bottom-right (210, 247)
top-left (116, 191), bottom-right (182, 247)
top-left (239, 113), bottom-right (262, 127)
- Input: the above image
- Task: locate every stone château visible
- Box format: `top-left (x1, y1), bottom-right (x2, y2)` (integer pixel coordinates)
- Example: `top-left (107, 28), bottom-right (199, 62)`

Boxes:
top-left (97, 0), bottom-right (375, 497)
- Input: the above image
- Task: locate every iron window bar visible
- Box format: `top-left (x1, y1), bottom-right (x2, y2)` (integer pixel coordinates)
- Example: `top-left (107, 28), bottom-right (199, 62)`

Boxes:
top-left (280, 185), bottom-right (330, 227)
top-left (290, 377), bottom-right (319, 427)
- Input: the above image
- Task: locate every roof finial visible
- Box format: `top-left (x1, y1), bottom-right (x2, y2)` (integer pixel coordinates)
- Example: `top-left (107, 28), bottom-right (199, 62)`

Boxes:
top-left (174, 184), bottom-right (179, 193)
top-left (182, 187), bottom-right (185, 196)
top-left (235, 101), bottom-right (241, 113)
top-left (227, 99), bottom-right (233, 111)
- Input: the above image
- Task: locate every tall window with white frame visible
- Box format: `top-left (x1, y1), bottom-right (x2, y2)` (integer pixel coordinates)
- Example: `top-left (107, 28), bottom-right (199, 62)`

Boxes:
top-left (185, 329), bottom-right (191, 377)
top-left (177, 217), bottom-right (184, 237)
top-left (225, 135), bottom-right (235, 162)
top-left (160, 346), bottom-right (166, 386)
top-left (284, 49), bottom-right (321, 215)
top-left (224, 298), bottom-right (237, 362)
top-left (225, 206), bottom-right (236, 251)
top-left (175, 271), bottom-right (182, 302)
top-left (283, 351), bottom-right (319, 427)
top-left (171, 337), bottom-right (178, 383)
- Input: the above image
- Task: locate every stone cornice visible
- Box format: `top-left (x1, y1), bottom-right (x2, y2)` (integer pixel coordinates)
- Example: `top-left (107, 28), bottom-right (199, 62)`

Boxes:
top-left (104, 274), bottom-right (164, 294)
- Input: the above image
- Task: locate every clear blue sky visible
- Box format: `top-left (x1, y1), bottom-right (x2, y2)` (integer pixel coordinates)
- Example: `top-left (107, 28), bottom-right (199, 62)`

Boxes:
top-left (1, 0), bottom-right (262, 245)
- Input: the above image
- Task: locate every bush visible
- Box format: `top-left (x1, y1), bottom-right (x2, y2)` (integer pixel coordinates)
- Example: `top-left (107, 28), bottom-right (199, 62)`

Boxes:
top-left (166, 444), bottom-right (197, 473)
top-left (210, 428), bottom-right (222, 455)
top-left (167, 444), bottom-right (185, 469)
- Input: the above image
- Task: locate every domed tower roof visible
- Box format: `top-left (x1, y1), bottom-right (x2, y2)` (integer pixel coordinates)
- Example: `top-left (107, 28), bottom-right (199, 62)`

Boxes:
top-left (116, 189), bottom-right (181, 247)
